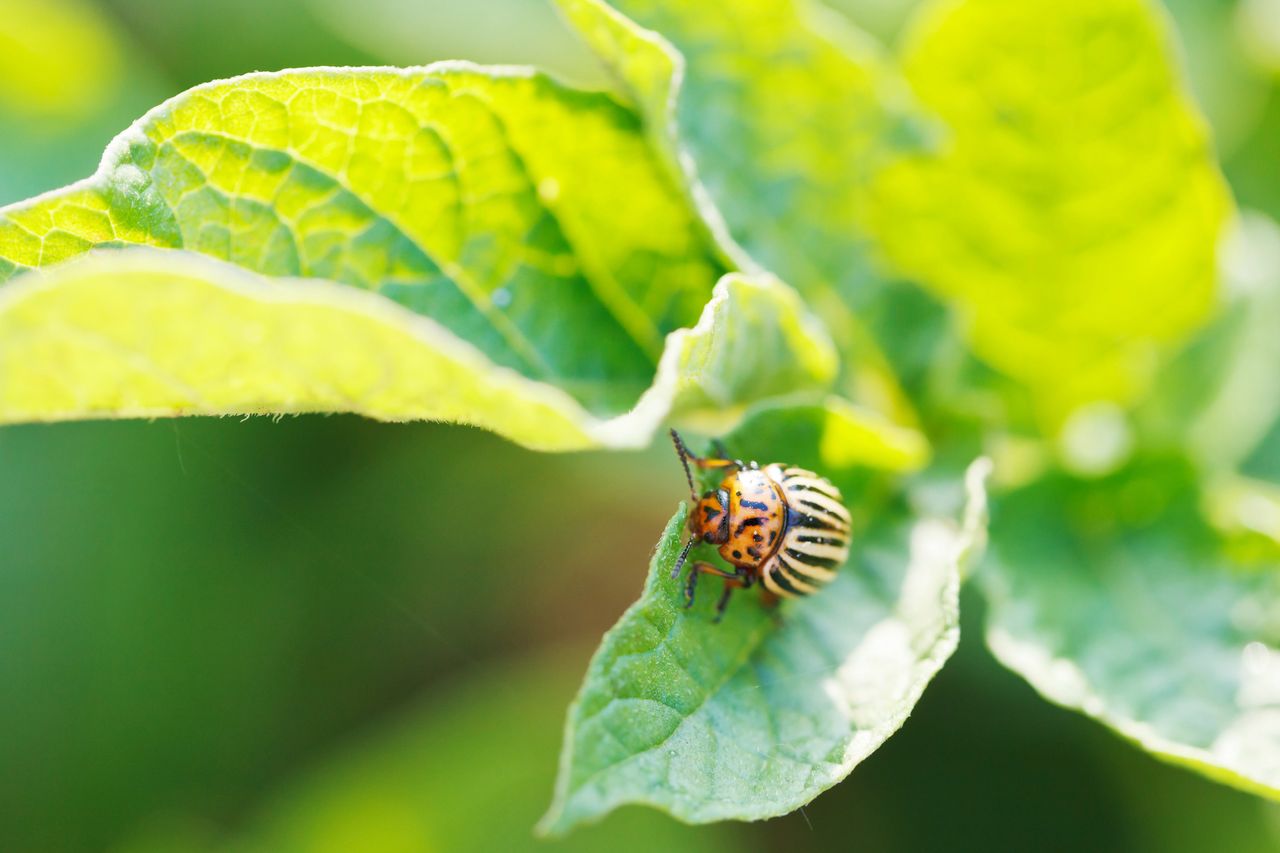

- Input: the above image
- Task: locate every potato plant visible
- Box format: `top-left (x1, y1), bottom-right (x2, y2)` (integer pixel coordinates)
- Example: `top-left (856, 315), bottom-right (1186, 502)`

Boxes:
top-left (0, 0), bottom-right (1276, 842)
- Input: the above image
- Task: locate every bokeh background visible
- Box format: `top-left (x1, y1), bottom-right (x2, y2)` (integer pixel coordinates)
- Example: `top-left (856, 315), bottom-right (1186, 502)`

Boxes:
top-left (2, 0), bottom-right (1279, 850)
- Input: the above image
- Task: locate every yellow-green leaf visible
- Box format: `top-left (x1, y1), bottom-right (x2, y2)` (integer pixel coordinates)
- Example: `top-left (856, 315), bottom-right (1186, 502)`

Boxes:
top-left (555, 0), bottom-right (921, 421)
top-left (0, 0), bottom-right (124, 121)
top-left (869, 0), bottom-right (1233, 424)
top-left (0, 249), bottom-right (834, 451)
top-left (0, 63), bottom-right (850, 446)
top-left (719, 396), bottom-right (931, 476)
top-left (0, 63), bottom-right (727, 417)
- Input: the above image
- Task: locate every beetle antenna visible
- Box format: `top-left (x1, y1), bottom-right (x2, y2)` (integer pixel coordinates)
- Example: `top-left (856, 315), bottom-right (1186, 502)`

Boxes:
top-left (670, 429), bottom-right (698, 502)
top-left (671, 535), bottom-right (697, 580)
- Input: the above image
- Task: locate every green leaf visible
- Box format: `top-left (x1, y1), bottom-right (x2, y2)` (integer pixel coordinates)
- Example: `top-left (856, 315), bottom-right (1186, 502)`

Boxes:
top-left (1178, 213), bottom-right (1280, 470)
top-left (719, 396), bottom-right (931, 477)
top-left (0, 63), bottom-right (845, 447)
top-left (539, 456), bottom-right (989, 834)
top-left (554, 0), bottom-right (921, 420)
top-left (1138, 212), bottom-right (1280, 543)
top-left (555, 0), bottom-right (907, 287)
top-left (0, 249), bottom-right (833, 451)
top-left (981, 457), bottom-right (1280, 801)
top-left (0, 63), bottom-right (728, 417)
top-left (869, 0), bottom-right (1233, 424)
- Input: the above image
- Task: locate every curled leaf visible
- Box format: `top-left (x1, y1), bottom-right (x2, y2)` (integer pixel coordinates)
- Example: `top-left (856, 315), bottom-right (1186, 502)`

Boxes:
top-left (0, 250), bottom-right (833, 451)
top-left (982, 459), bottom-right (1280, 801)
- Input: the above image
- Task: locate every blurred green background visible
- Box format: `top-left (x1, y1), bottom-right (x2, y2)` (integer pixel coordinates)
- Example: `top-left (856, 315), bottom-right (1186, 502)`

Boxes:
top-left (2, 0), bottom-right (1279, 850)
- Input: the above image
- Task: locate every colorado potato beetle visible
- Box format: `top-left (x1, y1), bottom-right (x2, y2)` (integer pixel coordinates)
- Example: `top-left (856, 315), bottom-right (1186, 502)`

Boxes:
top-left (669, 429), bottom-right (851, 621)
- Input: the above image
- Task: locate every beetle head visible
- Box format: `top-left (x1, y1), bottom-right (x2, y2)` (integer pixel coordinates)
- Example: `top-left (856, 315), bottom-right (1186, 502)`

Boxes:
top-left (689, 488), bottom-right (731, 544)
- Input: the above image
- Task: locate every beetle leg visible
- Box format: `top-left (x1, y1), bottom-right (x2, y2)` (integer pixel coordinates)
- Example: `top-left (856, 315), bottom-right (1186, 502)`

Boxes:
top-left (713, 583), bottom-right (734, 622)
top-left (684, 560), bottom-right (738, 609)
top-left (689, 561), bottom-right (739, 579)
top-left (679, 563), bottom-right (753, 622)
top-left (712, 567), bottom-right (753, 623)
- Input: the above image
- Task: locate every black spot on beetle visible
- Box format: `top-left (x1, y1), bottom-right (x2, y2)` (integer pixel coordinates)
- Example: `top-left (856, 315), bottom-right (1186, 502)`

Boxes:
top-left (741, 499), bottom-right (769, 512)
top-left (753, 533), bottom-right (764, 542)
top-left (732, 550), bottom-right (742, 559)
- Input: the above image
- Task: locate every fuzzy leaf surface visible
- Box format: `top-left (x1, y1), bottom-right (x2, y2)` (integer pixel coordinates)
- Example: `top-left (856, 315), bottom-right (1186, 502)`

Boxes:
top-left (541, 455), bottom-right (988, 833)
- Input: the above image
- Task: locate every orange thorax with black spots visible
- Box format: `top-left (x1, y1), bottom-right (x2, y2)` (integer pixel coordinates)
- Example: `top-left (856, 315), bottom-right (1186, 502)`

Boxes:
top-left (718, 467), bottom-right (786, 570)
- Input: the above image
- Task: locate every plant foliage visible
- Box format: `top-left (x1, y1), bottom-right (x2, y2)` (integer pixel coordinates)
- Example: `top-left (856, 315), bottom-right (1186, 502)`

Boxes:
top-left (0, 0), bottom-right (1274, 836)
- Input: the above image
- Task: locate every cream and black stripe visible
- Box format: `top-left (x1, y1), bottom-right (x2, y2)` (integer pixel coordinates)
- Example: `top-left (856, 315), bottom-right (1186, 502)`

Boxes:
top-left (759, 465), bottom-right (851, 598)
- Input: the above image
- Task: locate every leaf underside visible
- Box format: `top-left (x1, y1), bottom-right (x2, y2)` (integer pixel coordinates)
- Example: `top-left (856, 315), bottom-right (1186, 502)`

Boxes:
top-left (982, 459), bottom-right (1280, 801)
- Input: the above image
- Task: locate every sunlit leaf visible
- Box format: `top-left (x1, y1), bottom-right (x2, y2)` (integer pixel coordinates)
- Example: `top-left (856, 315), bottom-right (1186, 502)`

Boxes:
top-left (720, 397), bottom-right (931, 477)
top-left (540, 456), bottom-right (989, 833)
top-left (0, 249), bottom-right (833, 451)
top-left (0, 0), bottom-right (124, 120)
top-left (554, 0), bottom-right (920, 420)
top-left (0, 64), bottom-right (727, 417)
top-left (869, 0), bottom-right (1233, 424)
top-left (0, 63), bottom-right (848, 447)
top-left (982, 458), bottom-right (1280, 802)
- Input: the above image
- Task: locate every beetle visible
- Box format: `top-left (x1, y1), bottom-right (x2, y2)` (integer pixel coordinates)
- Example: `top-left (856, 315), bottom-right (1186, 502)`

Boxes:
top-left (669, 429), bottom-right (851, 621)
